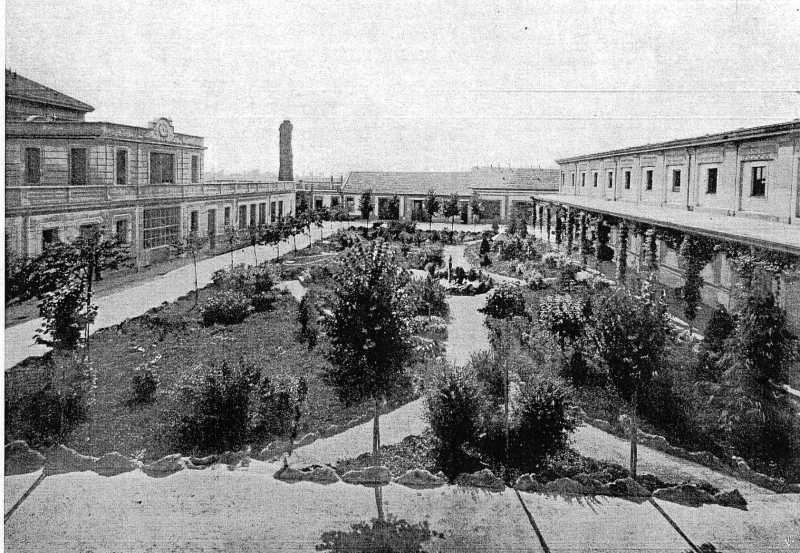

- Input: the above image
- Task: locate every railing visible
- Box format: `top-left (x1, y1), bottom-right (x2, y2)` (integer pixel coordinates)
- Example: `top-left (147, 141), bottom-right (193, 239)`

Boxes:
top-left (5, 181), bottom-right (296, 209)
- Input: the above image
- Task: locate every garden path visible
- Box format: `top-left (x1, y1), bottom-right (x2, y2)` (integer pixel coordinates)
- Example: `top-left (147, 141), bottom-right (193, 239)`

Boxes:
top-left (3, 224), bottom-right (338, 370)
top-left (290, 243), bottom-right (772, 496)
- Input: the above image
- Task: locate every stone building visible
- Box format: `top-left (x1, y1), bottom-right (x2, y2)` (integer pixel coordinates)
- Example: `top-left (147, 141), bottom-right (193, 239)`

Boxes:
top-left (298, 167), bottom-right (560, 222)
top-left (5, 71), bottom-right (296, 267)
top-left (540, 120), bottom-right (800, 330)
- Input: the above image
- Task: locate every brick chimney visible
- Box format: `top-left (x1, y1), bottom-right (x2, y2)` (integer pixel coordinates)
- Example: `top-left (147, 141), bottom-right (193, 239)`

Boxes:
top-left (279, 120), bottom-right (293, 182)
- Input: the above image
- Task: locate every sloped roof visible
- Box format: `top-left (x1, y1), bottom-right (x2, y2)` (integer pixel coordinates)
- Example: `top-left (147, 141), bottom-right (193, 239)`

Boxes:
top-left (5, 69), bottom-right (94, 113)
top-left (344, 167), bottom-right (559, 196)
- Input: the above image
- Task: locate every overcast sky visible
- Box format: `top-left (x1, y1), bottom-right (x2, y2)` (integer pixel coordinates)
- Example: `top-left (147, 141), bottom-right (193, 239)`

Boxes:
top-left (6, 0), bottom-right (800, 176)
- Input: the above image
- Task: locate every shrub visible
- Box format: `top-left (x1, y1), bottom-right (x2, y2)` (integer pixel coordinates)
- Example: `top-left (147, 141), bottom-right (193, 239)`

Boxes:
top-left (481, 283), bottom-right (526, 322)
top-left (479, 377), bottom-right (576, 473)
top-left (406, 277), bottom-right (449, 318)
top-left (130, 366), bottom-right (159, 405)
top-left (4, 353), bottom-right (91, 447)
top-left (466, 350), bottom-right (504, 401)
top-left (201, 290), bottom-right (250, 326)
top-left (296, 294), bottom-right (317, 349)
top-left (491, 219), bottom-right (500, 233)
top-left (251, 291), bottom-right (277, 313)
top-left (479, 254), bottom-right (492, 267)
top-left (425, 368), bottom-right (484, 476)
top-left (542, 252), bottom-right (567, 270)
top-left (525, 270), bottom-right (547, 290)
top-left (479, 236), bottom-right (491, 255)
top-left (537, 294), bottom-right (587, 351)
top-left (252, 374), bottom-right (308, 440)
top-left (703, 304), bottom-right (735, 353)
top-left (211, 265), bottom-right (276, 297)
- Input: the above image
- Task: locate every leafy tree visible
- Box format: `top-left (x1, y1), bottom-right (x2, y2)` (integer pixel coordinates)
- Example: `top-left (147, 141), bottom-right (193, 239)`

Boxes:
top-left (359, 190), bottom-right (374, 221)
top-left (538, 294), bottom-right (587, 352)
top-left (424, 189), bottom-right (440, 230)
top-left (678, 235), bottom-right (716, 337)
top-left (223, 224), bottom-right (241, 269)
top-left (703, 304), bottom-right (735, 354)
top-left (443, 193), bottom-right (460, 231)
top-left (296, 293), bottom-right (317, 350)
top-left (33, 227), bottom-right (131, 351)
top-left (480, 283), bottom-right (526, 323)
top-left (479, 236), bottom-right (491, 255)
top-left (171, 231), bottom-right (209, 307)
top-left (591, 289), bottom-right (669, 478)
top-left (323, 241), bottom-right (414, 464)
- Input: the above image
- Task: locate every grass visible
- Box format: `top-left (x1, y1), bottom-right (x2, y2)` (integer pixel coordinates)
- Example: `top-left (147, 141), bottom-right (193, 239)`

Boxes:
top-left (5, 251), bottom-right (447, 462)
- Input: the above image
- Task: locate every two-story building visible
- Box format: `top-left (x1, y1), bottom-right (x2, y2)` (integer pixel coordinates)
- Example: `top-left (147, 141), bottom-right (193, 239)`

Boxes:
top-left (538, 120), bottom-right (800, 330)
top-left (5, 70), bottom-right (296, 267)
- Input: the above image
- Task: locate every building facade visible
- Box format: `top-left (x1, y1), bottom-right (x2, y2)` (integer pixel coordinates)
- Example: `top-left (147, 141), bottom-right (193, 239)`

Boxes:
top-left (542, 120), bottom-right (800, 330)
top-left (299, 167), bottom-right (560, 223)
top-left (5, 71), bottom-right (296, 267)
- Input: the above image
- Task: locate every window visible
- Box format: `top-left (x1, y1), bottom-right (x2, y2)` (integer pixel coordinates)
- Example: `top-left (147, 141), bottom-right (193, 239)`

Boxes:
top-left (238, 205), bottom-right (247, 229)
top-left (593, 173), bottom-right (598, 187)
top-left (224, 206), bottom-right (231, 227)
top-left (706, 168), bottom-right (718, 194)
top-left (346, 196), bottom-right (355, 212)
top-left (331, 196), bottom-right (340, 208)
top-left (249, 204), bottom-right (257, 227)
top-left (41, 228), bottom-right (59, 250)
top-left (607, 171), bottom-right (613, 189)
top-left (142, 207), bottom-right (180, 249)
top-left (645, 170), bottom-right (653, 191)
top-left (191, 155), bottom-right (199, 183)
top-left (671, 169), bottom-right (681, 192)
top-left (561, 173), bottom-right (565, 188)
top-left (751, 166), bottom-right (766, 197)
top-left (624, 171), bottom-right (631, 190)
top-left (259, 203), bottom-right (266, 225)
top-left (278, 201), bottom-right (284, 218)
top-left (581, 172), bottom-right (586, 187)
top-left (190, 211), bottom-right (199, 233)
top-left (70, 148), bottom-right (88, 185)
top-left (25, 147), bottom-right (41, 184)
top-left (314, 198), bottom-right (323, 210)
top-left (149, 152), bottom-right (175, 184)
top-left (115, 219), bottom-right (129, 243)
top-left (116, 149), bottom-right (128, 185)
top-left (571, 173), bottom-right (575, 187)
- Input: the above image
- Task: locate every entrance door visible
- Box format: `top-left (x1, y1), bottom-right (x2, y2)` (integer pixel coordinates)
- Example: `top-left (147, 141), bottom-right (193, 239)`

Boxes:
top-left (207, 209), bottom-right (216, 249)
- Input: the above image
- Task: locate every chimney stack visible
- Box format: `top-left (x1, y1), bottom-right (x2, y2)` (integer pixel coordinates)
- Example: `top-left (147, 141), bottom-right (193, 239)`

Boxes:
top-left (279, 120), bottom-right (293, 182)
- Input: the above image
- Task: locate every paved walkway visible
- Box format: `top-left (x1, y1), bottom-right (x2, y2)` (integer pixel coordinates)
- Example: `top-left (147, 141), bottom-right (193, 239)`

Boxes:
top-left (3, 224), bottom-right (338, 370)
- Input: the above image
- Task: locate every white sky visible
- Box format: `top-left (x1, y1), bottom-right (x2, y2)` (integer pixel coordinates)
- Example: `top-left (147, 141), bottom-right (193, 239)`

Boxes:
top-left (6, 0), bottom-right (800, 176)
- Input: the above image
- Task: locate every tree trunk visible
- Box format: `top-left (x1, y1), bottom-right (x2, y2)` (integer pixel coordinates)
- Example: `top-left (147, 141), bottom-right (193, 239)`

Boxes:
top-left (374, 487), bottom-right (385, 522)
top-left (193, 254), bottom-right (199, 308)
top-left (85, 264), bottom-right (94, 361)
top-left (504, 357), bottom-right (510, 465)
top-left (373, 398), bottom-right (381, 465)
top-left (253, 245), bottom-right (258, 266)
top-left (630, 390), bottom-right (638, 479)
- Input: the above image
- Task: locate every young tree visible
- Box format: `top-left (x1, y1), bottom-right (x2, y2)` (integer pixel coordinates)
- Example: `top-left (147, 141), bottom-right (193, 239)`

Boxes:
top-left (223, 224), bottom-right (241, 269)
top-left (424, 189), bottom-right (440, 230)
top-left (387, 195), bottom-right (401, 220)
top-left (171, 230), bottom-right (209, 308)
top-left (323, 241), bottom-right (414, 464)
top-left (591, 289), bottom-right (669, 478)
top-left (469, 191), bottom-right (483, 226)
top-left (359, 190), bottom-right (374, 221)
top-left (443, 193), bottom-right (460, 231)
top-left (244, 225), bottom-right (262, 265)
top-left (297, 193), bottom-right (309, 214)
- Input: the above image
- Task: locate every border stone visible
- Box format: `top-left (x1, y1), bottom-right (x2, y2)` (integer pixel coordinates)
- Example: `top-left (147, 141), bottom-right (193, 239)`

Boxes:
top-left (514, 473), bottom-right (542, 492)
top-left (142, 453), bottom-right (184, 477)
top-left (394, 468), bottom-right (447, 489)
top-left (653, 484), bottom-right (715, 507)
top-left (601, 477), bottom-right (651, 498)
top-left (714, 489), bottom-right (747, 509)
top-left (543, 477), bottom-right (585, 496)
top-left (43, 444), bottom-right (98, 476)
top-left (295, 432), bottom-right (320, 447)
top-left (341, 466), bottom-right (391, 486)
top-left (457, 469), bottom-right (505, 492)
top-left (94, 452), bottom-right (139, 477)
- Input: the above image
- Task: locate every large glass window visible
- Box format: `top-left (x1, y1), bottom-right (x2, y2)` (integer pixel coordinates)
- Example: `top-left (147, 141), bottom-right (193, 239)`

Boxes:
top-left (238, 205), bottom-right (247, 229)
top-left (624, 170), bottom-right (631, 190)
top-left (142, 206), bottom-right (180, 248)
top-left (116, 149), bottom-right (128, 185)
top-left (607, 171), bottom-right (614, 189)
top-left (224, 206), bottom-right (231, 227)
top-left (190, 211), bottom-right (199, 233)
top-left (751, 166), bottom-right (766, 197)
top-left (593, 173), bottom-right (598, 187)
top-left (581, 172), bottom-right (586, 187)
top-left (41, 228), bottom-right (59, 250)
top-left (70, 148), bottom-right (88, 185)
top-left (645, 169), bottom-right (653, 191)
top-left (115, 219), bottom-right (129, 243)
top-left (149, 152), bottom-right (175, 184)
top-left (259, 203), bottom-right (266, 225)
top-left (25, 147), bottom-right (41, 184)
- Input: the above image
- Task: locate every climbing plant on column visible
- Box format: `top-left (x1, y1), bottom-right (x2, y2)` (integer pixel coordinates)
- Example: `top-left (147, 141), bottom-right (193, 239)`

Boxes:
top-left (554, 208), bottom-right (563, 249)
top-left (578, 212), bottom-right (588, 264)
top-left (616, 221), bottom-right (629, 284)
top-left (545, 207), bottom-right (552, 242)
top-left (565, 210), bottom-right (574, 254)
top-left (677, 234), bottom-right (716, 338)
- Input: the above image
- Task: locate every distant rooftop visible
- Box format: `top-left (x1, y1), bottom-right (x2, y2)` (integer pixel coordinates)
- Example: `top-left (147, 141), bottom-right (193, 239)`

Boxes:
top-left (557, 120), bottom-right (800, 164)
top-left (5, 69), bottom-right (94, 114)
top-left (344, 167), bottom-right (560, 196)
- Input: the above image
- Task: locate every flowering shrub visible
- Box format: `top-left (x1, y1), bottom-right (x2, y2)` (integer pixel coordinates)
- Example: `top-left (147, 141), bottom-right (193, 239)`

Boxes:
top-left (251, 291), bottom-right (278, 313)
top-left (211, 265), bottom-right (276, 297)
top-left (406, 276), bottom-right (449, 317)
top-left (525, 270), bottom-right (548, 290)
top-left (130, 365), bottom-right (159, 405)
top-left (201, 290), bottom-right (251, 326)
top-left (542, 252), bottom-right (567, 270)
top-left (481, 283), bottom-right (526, 321)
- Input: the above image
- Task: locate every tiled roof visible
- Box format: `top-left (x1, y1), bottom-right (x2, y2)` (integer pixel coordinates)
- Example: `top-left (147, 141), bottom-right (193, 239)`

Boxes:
top-left (344, 168), bottom-right (559, 196)
top-left (5, 69), bottom-right (94, 113)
